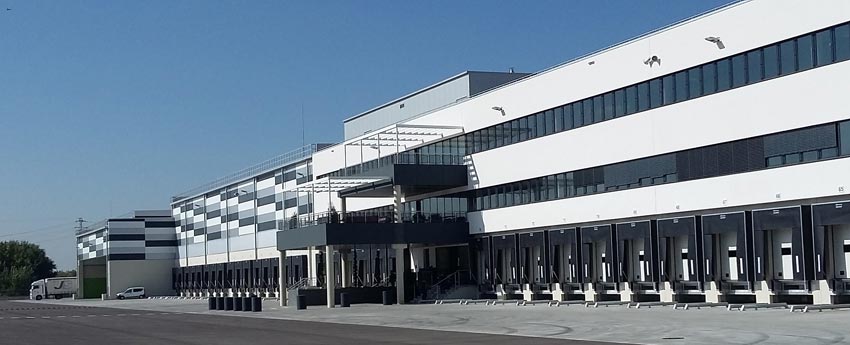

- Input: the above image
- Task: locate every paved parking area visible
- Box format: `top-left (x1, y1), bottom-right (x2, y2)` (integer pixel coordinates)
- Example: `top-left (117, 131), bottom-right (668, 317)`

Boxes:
top-left (0, 300), bottom-right (609, 345)
top-left (15, 298), bottom-right (850, 344)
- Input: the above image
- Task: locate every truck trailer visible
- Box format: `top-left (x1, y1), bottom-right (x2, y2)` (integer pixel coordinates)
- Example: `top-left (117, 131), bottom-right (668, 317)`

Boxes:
top-left (30, 277), bottom-right (78, 300)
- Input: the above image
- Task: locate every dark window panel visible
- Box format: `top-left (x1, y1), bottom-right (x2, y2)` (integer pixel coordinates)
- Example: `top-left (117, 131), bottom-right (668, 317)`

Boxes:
top-left (702, 62), bottom-right (717, 96)
top-left (537, 112), bottom-right (546, 137)
top-left (797, 34), bottom-right (815, 71)
top-left (780, 40), bottom-right (796, 75)
top-left (747, 49), bottom-right (763, 83)
top-left (603, 92), bottom-right (615, 120)
top-left (841, 121), bottom-right (850, 155)
top-left (716, 58), bottom-right (731, 92)
top-left (688, 67), bottom-right (702, 98)
top-left (836, 24), bottom-right (850, 61)
top-left (662, 75), bottom-right (675, 105)
top-left (816, 28), bottom-right (835, 66)
top-left (573, 102), bottom-right (584, 128)
top-left (545, 110), bottom-right (555, 135)
top-left (649, 78), bottom-right (663, 108)
top-left (519, 117), bottom-right (529, 141)
top-left (614, 89), bottom-right (626, 117)
top-left (554, 107), bottom-right (564, 132)
top-left (625, 85), bottom-right (638, 114)
top-left (731, 54), bottom-right (747, 88)
top-left (582, 99), bottom-right (594, 124)
top-left (674, 71), bottom-right (688, 102)
top-left (563, 104), bottom-right (575, 130)
top-left (637, 82), bottom-right (650, 112)
top-left (763, 45), bottom-right (780, 79)
top-left (593, 96), bottom-right (604, 123)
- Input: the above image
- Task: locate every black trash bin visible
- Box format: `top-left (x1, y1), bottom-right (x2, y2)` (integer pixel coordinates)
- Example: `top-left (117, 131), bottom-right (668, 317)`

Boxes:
top-left (251, 295), bottom-right (262, 312)
top-left (234, 296), bottom-right (243, 311)
top-left (296, 295), bottom-right (307, 310)
top-left (225, 297), bottom-right (234, 310)
top-left (208, 297), bottom-right (216, 310)
top-left (340, 292), bottom-right (350, 307)
top-left (382, 290), bottom-right (393, 305)
top-left (216, 296), bottom-right (225, 310)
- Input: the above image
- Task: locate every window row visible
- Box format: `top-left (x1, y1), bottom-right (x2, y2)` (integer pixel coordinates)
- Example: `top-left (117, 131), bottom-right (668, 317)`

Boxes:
top-left (473, 120), bottom-right (850, 211)
top-left (410, 22), bottom-right (850, 161)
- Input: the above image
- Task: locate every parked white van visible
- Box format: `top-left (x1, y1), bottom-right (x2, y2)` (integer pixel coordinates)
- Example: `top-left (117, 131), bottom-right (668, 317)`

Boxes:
top-left (116, 287), bottom-right (145, 299)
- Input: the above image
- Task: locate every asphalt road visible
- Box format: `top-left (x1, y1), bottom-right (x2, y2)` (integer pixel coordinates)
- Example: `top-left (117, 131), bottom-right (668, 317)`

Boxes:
top-left (0, 301), bottom-right (621, 345)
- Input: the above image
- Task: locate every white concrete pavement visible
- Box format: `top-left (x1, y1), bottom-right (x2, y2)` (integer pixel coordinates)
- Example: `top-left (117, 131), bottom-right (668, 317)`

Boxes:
top-left (17, 298), bottom-right (850, 345)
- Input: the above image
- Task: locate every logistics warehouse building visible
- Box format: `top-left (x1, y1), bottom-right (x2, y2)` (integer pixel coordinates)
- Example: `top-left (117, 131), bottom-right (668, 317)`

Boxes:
top-left (79, 0), bottom-right (850, 306)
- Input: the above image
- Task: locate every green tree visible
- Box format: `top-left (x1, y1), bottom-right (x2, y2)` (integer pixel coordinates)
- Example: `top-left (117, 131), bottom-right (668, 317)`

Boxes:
top-left (0, 241), bottom-right (56, 296)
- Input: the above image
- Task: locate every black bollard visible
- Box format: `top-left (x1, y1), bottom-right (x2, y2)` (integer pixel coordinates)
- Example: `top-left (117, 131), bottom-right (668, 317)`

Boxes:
top-left (216, 296), bottom-right (225, 310)
top-left (234, 296), bottom-right (243, 311)
top-left (208, 297), bottom-right (216, 310)
top-left (252, 295), bottom-right (262, 312)
top-left (382, 290), bottom-right (393, 305)
top-left (242, 296), bottom-right (253, 312)
top-left (296, 295), bottom-right (307, 310)
top-left (340, 292), bottom-right (350, 308)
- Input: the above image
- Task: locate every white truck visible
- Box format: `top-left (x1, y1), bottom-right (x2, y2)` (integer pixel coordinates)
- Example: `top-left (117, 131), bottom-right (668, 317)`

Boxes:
top-left (30, 277), bottom-right (77, 300)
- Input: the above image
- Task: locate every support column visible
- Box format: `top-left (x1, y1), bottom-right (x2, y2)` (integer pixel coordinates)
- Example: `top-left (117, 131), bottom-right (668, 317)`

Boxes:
top-left (340, 197), bottom-right (347, 222)
top-left (340, 249), bottom-right (351, 288)
top-left (326, 245), bottom-right (335, 308)
top-left (307, 246), bottom-right (317, 287)
top-left (393, 186), bottom-right (402, 223)
top-left (278, 250), bottom-right (287, 307)
top-left (394, 244), bottom-right (407, 304)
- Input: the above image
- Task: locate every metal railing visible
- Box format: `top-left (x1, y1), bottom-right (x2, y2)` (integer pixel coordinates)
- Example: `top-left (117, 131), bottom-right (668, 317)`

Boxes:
top-left (285, 210), bottom-right (467, 230)
top-left (326, 152), bottom-right (465, 178)
top-left (425, 270), bottom-right (472, 300)
top-left (172, 144), bottom-right (332, 203)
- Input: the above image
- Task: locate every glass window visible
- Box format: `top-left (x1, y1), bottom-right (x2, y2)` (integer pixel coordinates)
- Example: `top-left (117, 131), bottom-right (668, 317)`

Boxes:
top-left (519, 117), bottom-right (529, 141)
top-left (625, 85), bottom-right (638, 114)
top-left (554, 107), bottom-right (564, 132)
top-left (545, 110), bottom-right (555, 135)
top-left (780, 40), bottom-right (796, 75)
top-left (717, 58), bottom-right (731, 91)
top-left (614, 89), bottom-right (626, 117)
top-left (510, 120), bottom-right (519, 144)
top-left (528, 114), bottom-right (538, 139)
top-left (503, 185), bottom-right (513, 207)
top-left (816, 29), bottom-right (834, 66)
top-left (674, 71), bottom-right (688, 102)
top-left (662, 75), bottom-right (675, 105)
top-left (582, 99), bottom-right (594, 124)
top-left (603, 92), bottom-right (615, 120)
top-left (572, 103), bottom-right (584, 128)
top-left (494, 124), bottom-right (504, 147)
top-left (763, 45), bottom-right (779, 79)
top-left (488, 127), bottom-right (497, 150)
top-left (688, 67), bottom-right (702, 98)
top-left (836, 24), bottom-right (850, 61)
top-left (841, 121), bottom-right (850, 155)
top-left (822, 147), bottom-right (838, 158)
top-left (637, 82), bottom-right (650, 112)
top-left (766, 156), bottom-right (783, 167)
top-left (563, 104), bottom-right (574, 130)
top-left (702, 63), bottom-right (716, 95)
top-left (497, 187), bottom-right (506, 208)
top-left (536, 113), bottom-right (546, 138)
top-left (556, 173), bottom-right (566, 198)
top-left (797, 34), bottom-right (814, 71)
top-left (785, 153), bottom-right (802, 164)
top-left (802, 150), bottom-right (819, 162)
top-left (747, 50), bottom-right (763, 83)
top-left (649, 78), bottom-right (662, 108)
top-left (593, 96), bottom-right (604, 123)
top-left (731, 54), bottom-right (747, 87)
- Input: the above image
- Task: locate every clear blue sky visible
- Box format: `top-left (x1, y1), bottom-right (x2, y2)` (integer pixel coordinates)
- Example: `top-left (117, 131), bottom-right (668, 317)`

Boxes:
top-left (0, 0), bottom-right (732, 269)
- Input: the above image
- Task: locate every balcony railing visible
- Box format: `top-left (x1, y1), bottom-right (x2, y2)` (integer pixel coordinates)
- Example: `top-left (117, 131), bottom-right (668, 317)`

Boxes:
top-left (283, 210), bottom-right (468, 230)
top-left (327, 153), bottom-right (465, 178)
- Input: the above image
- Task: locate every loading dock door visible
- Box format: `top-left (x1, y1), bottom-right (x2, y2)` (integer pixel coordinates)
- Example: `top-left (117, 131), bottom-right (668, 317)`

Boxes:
top-left (702, 212), bottom-right (753, 286)
top-left (519, 231), bottom-right (547, 285)
top-left (548, 228), bottom-right (580, 285)
top-left (581, 225), bottom-right (617, 285)
top-left (657, 217), bottom-right (702, 284)
top-left (812, 201), bottom-right (850, 282)
top-left (752, 206), bottom-right (812, 282)
top-left (616, 221), bottom-right (656, 283)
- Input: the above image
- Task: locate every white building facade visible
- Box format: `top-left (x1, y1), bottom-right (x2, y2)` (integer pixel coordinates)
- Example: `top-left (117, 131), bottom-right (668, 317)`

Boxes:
top-left (166, 0), bottom-right (850, 306)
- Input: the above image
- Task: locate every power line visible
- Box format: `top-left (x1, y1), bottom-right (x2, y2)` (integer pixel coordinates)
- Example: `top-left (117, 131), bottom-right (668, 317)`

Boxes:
top-left (0, 222), bottom-right (75, 239)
